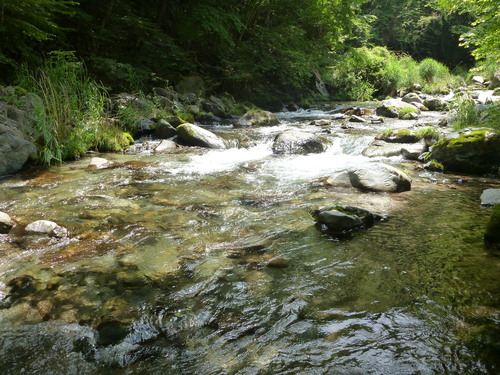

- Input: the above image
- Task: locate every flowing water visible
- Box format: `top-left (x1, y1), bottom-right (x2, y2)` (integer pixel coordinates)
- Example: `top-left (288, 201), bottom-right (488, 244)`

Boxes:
top-left (0, 108), bottom-right (499, 374)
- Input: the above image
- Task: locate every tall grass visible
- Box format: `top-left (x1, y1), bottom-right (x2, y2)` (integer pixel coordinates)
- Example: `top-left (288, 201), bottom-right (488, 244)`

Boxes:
top-left (17, 52), bottom-right (131, 165)
top-left (326, 47), bottom-right (462, 100)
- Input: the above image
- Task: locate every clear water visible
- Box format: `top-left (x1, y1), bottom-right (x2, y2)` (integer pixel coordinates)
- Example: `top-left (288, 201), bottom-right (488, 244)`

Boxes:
top-left (0, 111), bottom-right (499, 375)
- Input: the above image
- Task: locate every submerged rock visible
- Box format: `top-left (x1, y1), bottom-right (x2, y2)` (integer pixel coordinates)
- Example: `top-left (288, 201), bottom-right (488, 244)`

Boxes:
top-left (429, 128), bottom-right (500, 174)
top-left (272, 130), bottom-right (325, 155)
top-left (348, 163), bottom-right (412, 192)
top-left (0, 211), bottom-right (15, 233)
top-left (312, 205), bottom-right (383, 235)
top-left (25, 220), bottom-right (68, 238)
top-left (235, 110), bottom-right (279, 127)
top-left (177, 123), bottom-right (227, 149)
top-left (484, 205), bottom-right (500, 243)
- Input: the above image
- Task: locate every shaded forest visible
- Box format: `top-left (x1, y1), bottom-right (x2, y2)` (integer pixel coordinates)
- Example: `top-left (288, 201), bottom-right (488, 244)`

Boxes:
top-left (1, 0), bottom-right (496, 101)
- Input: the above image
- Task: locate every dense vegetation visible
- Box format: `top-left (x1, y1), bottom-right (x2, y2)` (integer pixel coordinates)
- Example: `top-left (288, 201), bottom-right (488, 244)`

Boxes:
top-left (0, 0), bottom-right (499, 165)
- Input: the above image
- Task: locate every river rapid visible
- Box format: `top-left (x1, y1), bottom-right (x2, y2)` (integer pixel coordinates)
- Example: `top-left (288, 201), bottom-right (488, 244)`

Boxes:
top-left (0, 106), bottom-right (499, 374)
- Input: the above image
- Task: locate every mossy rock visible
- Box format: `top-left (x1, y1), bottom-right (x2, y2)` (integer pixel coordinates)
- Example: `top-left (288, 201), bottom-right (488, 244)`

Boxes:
top-left (484, 204), bottom-right (500, 243)
top-left (429, 128), bottom-right (500, 174)
top-left (376, 128), bottom-right (419, 143)
top-left (398, 106), bottom-right (418, 120)
top-left (424, 159), bottom-right (444, 172)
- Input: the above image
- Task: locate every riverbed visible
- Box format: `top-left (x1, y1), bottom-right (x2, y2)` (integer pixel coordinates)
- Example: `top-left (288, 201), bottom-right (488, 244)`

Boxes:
top-left (0, 107), bottom-right (499, 374)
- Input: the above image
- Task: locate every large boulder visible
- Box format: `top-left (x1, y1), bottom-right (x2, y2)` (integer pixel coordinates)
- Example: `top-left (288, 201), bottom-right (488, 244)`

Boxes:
top-left (0, 211), bottom-right (15, 234)
top-left (376, 99), bottom-right (420, 118)
top-left (429, 128), bottom-right (500, 174)
top-left (312, 205), bottom-right (383, 235)
top-left (484, 205), bottom-right (500, 243)
top-left (272, 130), bottom-right (325, 155)
top-left (402, 93), bottom-right (423, 105)
top-left (203, 96), bottom-right (229, 118)
top-left (423, 97), bottom-right (446, 111)
top-left (235, 110), bottom-right (279, 127)
top-left (348, 163), bottom-right (412, 192)
top-left (154, 119), bottom-right (177, 139)
top-left (177, 123), bottom-right (227, 149)
top-left (0, 101), bottom-right (37, 176)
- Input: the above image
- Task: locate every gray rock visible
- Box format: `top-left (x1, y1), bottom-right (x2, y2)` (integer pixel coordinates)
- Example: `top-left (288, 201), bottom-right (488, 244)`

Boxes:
top-left (272, 130), bottom-right (325, 155)
top-left (0, 102), bottom-right (37, 176)
top-left (154, 140), bottom-right (177, 153)
top-left (137, 119), bottom-right (154, 132)
top-left (376, 99), bottom-right (420, 118)
top-left (325, 171), bottom-right (352, 187)
top-left (25, 220), bottom-right (68, 238)
top-left (0, 211), bottom-right (15, 234)
top-left (312, 205), bottom-right (383, 234)
top-left (362, 141), bottom-right (406, 158)
top-left (154, 119), bottom-right (177, 139)
top-left (400, 143), bottom-right (427, 160)
top-left (429, 128), bottom-right (500, 174)
top-left (472, 76), bottom-right (485, 85)
top-left (177, 123), bottom-right (227, 149)
top-left (349, 115), bottom-right (366, 123)
top-left (481, 189), bottom-right (500, 207)
top-left (88, 157), bottom-right (116, 169)
top-left (424, 97), bottom-right (446, 111)
top-left (402, 93), bottom-right (423, 104)
top-left (348, 163), bottom-right (412, 192)
top-left (412, 83), bottom-right (422, 91)
top-left (235, 110), bottom-right (279, 127)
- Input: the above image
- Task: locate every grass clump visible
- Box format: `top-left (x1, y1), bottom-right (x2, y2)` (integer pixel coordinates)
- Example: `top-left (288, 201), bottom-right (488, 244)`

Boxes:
top-left (398, 107), bottom-right (418, 120)
top-left (326, 47), bottom-right (461, 101)
top-left (415, 127), bottom-right (441, 140)
top-left (17, 52), bottom-right (133, 165)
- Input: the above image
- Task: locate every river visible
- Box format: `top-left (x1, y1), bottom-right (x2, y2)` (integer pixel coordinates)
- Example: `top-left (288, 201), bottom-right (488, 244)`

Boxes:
top-left (0, 106), bottom-right (499, 374)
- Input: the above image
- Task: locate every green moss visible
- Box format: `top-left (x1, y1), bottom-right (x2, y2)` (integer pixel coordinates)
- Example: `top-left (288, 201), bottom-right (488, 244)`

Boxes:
top-left (427, 159), bottom-right (444, 172)
top-left (398, 106), bottom-right (418, 120)
top-left (485, 204), bottom-right (500, 243)
top-left (447, 129), bottom-right (490, 148)
top-left (395, 128), bottom-right (411, 137)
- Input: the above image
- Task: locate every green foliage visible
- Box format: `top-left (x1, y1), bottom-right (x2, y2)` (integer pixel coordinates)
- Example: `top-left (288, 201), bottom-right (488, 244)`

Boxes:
top-left (448, 92), bottom-right (481, 129)
top-left (17, 52), bottom-right (132, 165)
top-left (326, 47), bottom-right (460, 100)
top-left (0, 0), bottom-right (77, 81)
top-left (418, 58), bottom-right (450, 83)
top-left (439, 0), bottom-right (500, 65)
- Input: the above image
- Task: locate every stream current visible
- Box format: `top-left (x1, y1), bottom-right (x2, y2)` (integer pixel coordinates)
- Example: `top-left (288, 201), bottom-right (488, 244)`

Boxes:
top-left (0, 107), bottom-right (499, 374)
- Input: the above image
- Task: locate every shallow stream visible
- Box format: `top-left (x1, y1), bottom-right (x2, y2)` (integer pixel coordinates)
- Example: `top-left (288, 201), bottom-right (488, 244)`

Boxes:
top-left (0, 107), bottom-right (499, 374)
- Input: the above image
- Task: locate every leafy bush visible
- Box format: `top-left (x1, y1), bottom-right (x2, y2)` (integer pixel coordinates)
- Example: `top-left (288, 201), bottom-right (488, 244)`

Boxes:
top-left (326, 47), bottom-right (461, 100)
top-left (418, 58), bottom-right (449, 83)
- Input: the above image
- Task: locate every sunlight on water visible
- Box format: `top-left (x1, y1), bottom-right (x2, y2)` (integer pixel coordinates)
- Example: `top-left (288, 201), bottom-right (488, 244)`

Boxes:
top-left (0, 108), bottom-right (499, 375)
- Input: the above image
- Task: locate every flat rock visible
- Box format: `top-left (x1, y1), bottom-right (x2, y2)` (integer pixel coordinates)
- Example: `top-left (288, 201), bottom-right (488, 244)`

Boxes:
top-left (348, 163), bottom-right (412, 193)
top-left (25, 220), bottom-right (68, 238)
